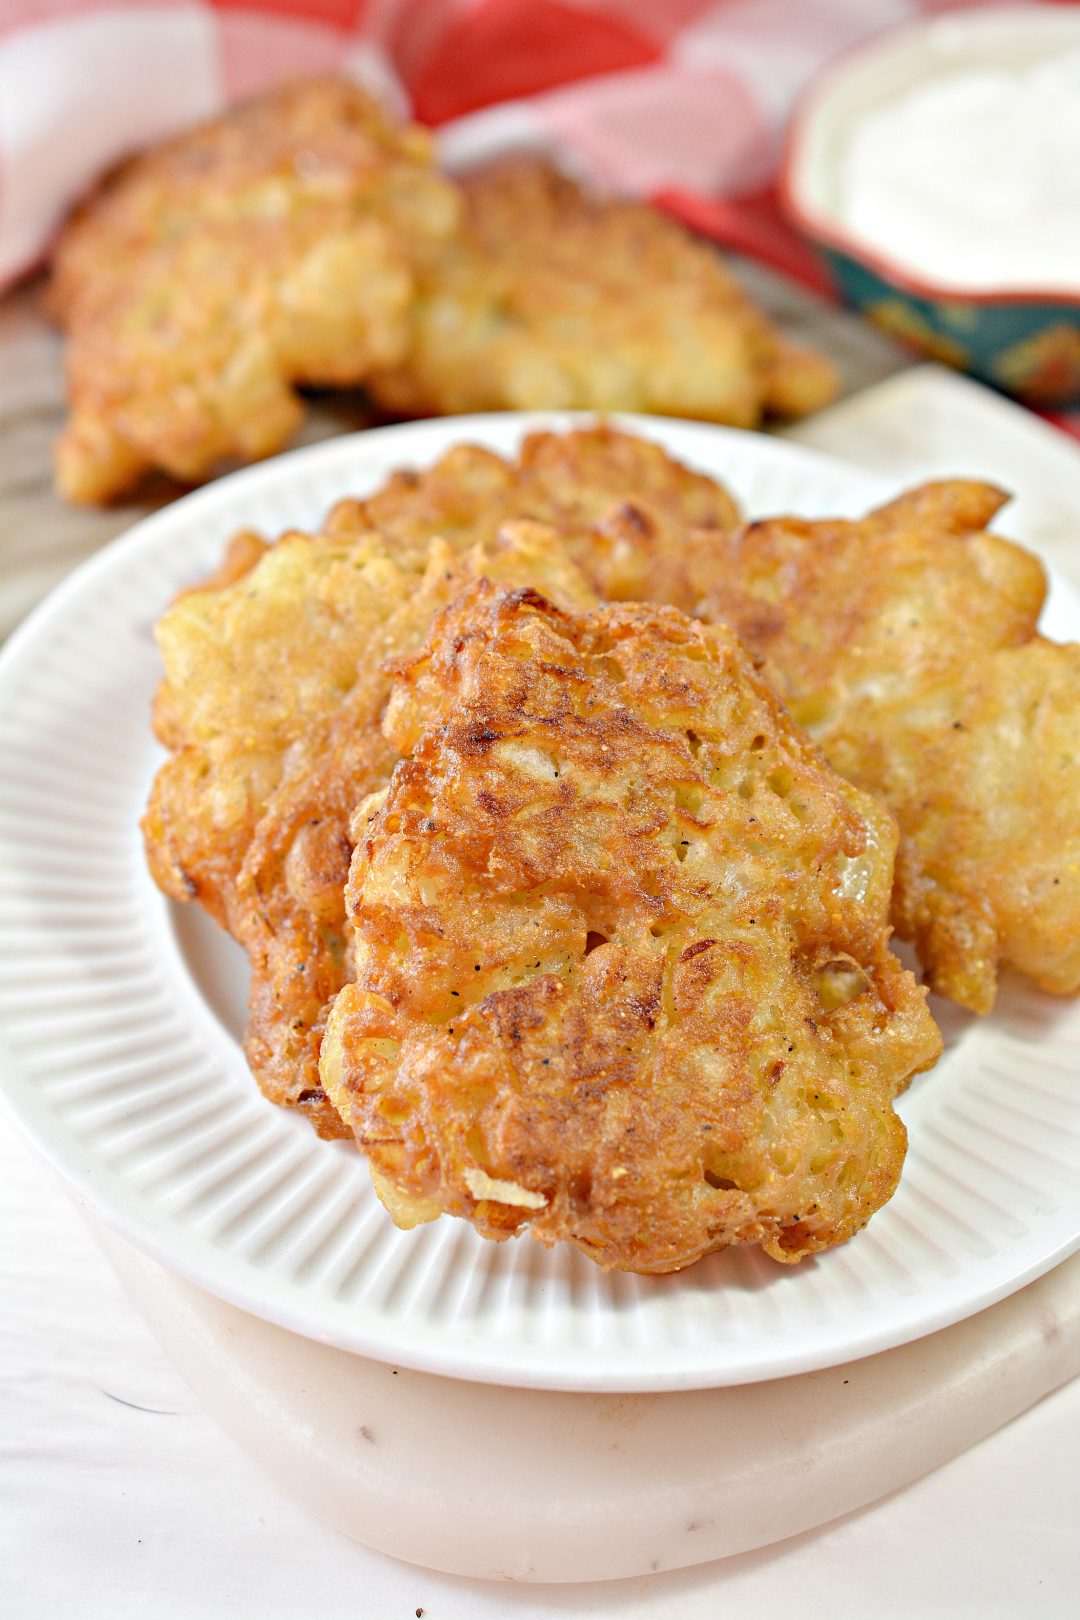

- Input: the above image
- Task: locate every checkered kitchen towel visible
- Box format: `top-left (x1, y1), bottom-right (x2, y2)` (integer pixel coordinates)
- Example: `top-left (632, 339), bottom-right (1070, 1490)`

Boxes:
top-left (1, 0), bottom-right (1072, 432)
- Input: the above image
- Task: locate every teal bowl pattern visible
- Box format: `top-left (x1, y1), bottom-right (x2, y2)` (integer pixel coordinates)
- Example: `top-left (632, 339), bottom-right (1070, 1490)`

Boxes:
top-left (820, 247), bottom-right (1080, 410)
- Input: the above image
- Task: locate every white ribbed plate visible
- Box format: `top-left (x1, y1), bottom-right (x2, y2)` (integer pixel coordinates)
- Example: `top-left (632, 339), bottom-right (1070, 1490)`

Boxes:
top-left (2, 413), bottom-right (1079, 1392)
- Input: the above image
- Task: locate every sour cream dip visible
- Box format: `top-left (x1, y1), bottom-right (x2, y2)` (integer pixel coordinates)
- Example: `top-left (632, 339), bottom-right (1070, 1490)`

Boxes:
top-left (835, 51), bottom-right (1080, 294)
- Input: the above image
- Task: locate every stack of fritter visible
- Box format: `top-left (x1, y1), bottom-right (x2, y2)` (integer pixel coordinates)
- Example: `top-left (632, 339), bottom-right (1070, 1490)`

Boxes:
top-left (145, 421), bottom-right (1080, 1273)
top-left (50, 79), bottom-right (838, 505)
top-left (145, 426), bottom-right (1080, 1269)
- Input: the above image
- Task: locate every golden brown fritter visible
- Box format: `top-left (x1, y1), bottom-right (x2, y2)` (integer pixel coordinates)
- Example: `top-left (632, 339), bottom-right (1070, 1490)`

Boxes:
top-left (51, 79), bottom-right (460, 503)
top-left (144, 522), bottom-right (426, 928)
top-left (695, 481), bottom-right (1080, 1012)
top-left (367, 157), bottom-right (838, 428)
top-left (345, 422), bottom-right (741, 607)
top-left (143, 426), bottom-right (742, 1129)
top-left (52, 93), bottom-right (836, 505)
top-left (144, 518), bottom-right (596, 1131)
top-left (145, 423), bottom-right (738, 916)
top-left (234, 524), bottom-right (598, 1129)
top-left (321, 583), bottom-right (941, 1273)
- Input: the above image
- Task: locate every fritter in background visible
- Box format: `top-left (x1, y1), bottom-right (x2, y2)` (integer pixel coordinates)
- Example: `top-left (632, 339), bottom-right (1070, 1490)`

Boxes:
top-left (50, 80), bottom-right (460, 502)
top-left (49, 84), bottom-right (837, 505)
top-left (369, 157), bottom-right (838, 428)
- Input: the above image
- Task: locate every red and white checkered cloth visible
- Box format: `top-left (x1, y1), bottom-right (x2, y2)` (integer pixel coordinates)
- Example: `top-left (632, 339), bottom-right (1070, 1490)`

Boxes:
top-left (0, 0), bottom-right (1045, 286)
top-left (2, 0), bottom-right (1074, 433)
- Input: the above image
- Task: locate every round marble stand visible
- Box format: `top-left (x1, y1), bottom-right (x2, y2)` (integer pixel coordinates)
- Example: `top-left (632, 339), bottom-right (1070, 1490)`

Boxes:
top-left (94, 1221), bottom-right (1080, 1584)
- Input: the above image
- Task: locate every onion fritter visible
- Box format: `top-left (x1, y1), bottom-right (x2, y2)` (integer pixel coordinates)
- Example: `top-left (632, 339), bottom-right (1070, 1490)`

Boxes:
top-left (234, 524), bottom-right (598, 1129)
top-left (52, 100), bottom-right (836, 504)
top-left (321, 583), bottom-right (941, 1272)
top-left (337, 421), bottom-right (740, 607)
top-left (51, 79), bottom-right (460, 502)
top-left (368, 158), bottom-right (838, 430)
top-left (144, 521), bottom-right (596, 1133)
top-left (142, 427), bottom-right (741, 1128)
top-left (146, 424), bottom-right (726, 922)
top-left (695, 481), bottom-right (1080, 1012)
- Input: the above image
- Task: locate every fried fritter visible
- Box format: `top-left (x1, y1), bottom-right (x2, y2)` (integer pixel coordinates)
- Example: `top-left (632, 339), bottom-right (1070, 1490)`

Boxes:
top-left (52, 95), bottom-right (835, 504)
top-left (235, 524), bottom-right (598, 1129)
top-left (695, 481), bottom-right (1080, 1012)
top-left (367, 158), bottom-right (838, 428)
top-left (144, 427), bottom-right (741, 1127)
top-left (144, 524), bottom-right (431, 927)
top-left (341, 422), bottom-right (741, 607)
top-left (320, 583), bottom-right (941, 1272)
top-left (51, 79), bottom-right (460, 503)
top-left (144, 517), bottom-right (596, 1131)
top-left (145, 423), bottom-right (739, 921)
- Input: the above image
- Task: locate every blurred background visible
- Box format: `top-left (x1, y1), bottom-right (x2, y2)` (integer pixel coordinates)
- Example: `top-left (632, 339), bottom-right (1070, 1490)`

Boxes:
top-left (2, 0), bottom-right (1078, 632)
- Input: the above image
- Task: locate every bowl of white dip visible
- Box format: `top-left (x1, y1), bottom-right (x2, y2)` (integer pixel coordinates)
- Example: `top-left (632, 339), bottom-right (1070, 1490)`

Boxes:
top-left (781, 7), bottom-right (1080, 406)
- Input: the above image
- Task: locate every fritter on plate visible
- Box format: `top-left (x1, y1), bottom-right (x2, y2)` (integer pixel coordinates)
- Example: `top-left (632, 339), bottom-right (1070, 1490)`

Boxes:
top-left (144, 423), bottom-right (737, 917)
top-left (366, 158), bottom-right (839, 427)
top-left (236, 524), bottom-right (598, 1130)
top-left (143, 427), bottom-right (741, 1128)
top-left (50, 79), bottom-right (460, 503)
top-left (339, 421), bottom-right (741, 607)
top-left (145, 520), bottom-right (596, 1131)
top-left (321, 583), bottom-right (941, 1273)
top-left (695, 481), bottom-right (1080, 1012)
